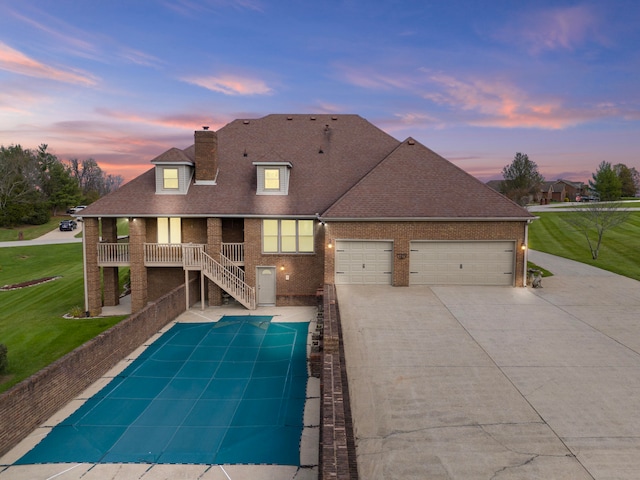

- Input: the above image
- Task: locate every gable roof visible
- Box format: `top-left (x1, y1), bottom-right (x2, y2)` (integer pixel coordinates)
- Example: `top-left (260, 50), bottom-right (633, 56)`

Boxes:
top-left (80, 114), bottom-right (532, 221)
top-left (323, 138), bottom-right (532, 219)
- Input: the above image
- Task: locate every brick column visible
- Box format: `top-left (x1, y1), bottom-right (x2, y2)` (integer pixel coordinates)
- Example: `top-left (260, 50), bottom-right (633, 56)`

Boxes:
top-left (83, 217), bottom-right (102, 316)
top-left (129, 217), bottom-right (148, 313)
top-left (206, 218), bottom-right (223, 306)
top-left (101, 218), bottom-right (119, 307)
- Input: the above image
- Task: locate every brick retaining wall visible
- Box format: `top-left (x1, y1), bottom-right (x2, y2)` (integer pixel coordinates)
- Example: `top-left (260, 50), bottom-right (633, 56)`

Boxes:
top-left (0, 276), bottom-right (199, 457)
top-left (320, 284), bottom-right (359, 479)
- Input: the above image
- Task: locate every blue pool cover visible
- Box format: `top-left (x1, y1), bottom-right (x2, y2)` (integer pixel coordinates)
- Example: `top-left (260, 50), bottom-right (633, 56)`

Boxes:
top-left (17, 316), bottom-right (309, 465)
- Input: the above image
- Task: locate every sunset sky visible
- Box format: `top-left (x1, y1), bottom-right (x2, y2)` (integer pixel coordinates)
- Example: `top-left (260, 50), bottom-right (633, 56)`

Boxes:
top-left (1, 0), bottom-right (639, 183)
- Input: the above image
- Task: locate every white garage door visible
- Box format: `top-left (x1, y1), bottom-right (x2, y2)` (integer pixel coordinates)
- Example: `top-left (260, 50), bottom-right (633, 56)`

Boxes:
top-left (335, 241), bottom-right (393, 285)
top-left (410, 241), bottom-right (515, 286)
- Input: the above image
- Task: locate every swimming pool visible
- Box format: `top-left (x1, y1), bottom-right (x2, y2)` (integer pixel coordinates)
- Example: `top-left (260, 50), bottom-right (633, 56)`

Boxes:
top-left (16, 316), bottom-right (309, 465)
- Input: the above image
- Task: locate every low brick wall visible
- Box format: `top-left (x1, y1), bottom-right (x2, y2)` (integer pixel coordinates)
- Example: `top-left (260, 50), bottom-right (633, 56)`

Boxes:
top-left (320, 284), bottom-right (359, 479)
top-left (0, 276), bottom-right (198, 458)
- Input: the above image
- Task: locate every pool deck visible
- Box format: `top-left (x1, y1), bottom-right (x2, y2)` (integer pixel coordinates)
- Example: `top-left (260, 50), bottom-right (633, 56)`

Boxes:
top-left (0, 305), bottom-right (319, 480)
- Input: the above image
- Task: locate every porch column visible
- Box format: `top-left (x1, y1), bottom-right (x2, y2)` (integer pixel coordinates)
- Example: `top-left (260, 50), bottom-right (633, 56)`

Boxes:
top-left (83, 217), bottom-right (102, 316)
top-left (101, 218), bottom-right (119, 307)
top-left (206, 218), bottom-right (223, 306)
top-left (129, 217), bottom-right (148, 313)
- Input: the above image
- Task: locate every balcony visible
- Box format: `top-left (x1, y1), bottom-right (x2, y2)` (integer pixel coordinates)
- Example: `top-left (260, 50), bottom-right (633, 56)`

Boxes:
top-left (97, 243), bottom-right (130, 266)
top-left (96, 242), bottom-right (244, 268)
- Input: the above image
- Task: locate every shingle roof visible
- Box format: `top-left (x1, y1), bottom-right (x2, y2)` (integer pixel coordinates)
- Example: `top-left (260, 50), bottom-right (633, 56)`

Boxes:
top-left (323, 138), bottom-right (532, 219)
top-left (80, 114), bottom-right (532, 220)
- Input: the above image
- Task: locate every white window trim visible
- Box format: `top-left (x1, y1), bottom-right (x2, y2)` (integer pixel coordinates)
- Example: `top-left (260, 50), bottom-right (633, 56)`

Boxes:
top-left (254, 162), bottom-right (292, 195)
top-left (163, 167), bottom-right (179, 190)
top-left (262, 219), bottom-right (315, 253)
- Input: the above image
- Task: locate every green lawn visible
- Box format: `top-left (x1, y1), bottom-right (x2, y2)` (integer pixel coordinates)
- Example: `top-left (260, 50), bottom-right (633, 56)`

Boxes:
top-left (529, 211), bottom-right (640, 281)
top-left (0, 243), bottom-right (125, 393)
top-left (0, 216), bottom-right (72, 241)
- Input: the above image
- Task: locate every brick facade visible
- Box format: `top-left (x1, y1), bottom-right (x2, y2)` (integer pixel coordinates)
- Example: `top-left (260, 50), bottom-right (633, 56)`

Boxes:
top-left (323, 220), bottom-right (528, 287)
top-left (89, 216), bottom-right (527, 313)
top-left (129, 217), bottom-right (148, 312)
top-left (244, 218), bottom-right (326, 306)
top-left (84, 217), bottom-right (102, 316)
top-left (319, 284), bottom-right (359, 479)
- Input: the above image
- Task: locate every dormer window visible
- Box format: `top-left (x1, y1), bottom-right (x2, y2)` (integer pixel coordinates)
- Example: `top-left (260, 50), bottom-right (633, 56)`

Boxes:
top-left (264, 168), bottom-right (280, 190)
top-left (153, 164), bottom-right (193, 194)
top-left (163, 168), bottom-right (179, 189)
top-left (254, 162), bottom-right (292, 195)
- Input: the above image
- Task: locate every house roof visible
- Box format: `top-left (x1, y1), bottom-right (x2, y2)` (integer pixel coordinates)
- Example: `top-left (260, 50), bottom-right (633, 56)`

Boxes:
top-left (324, 138), bottom-right (532, 219)
top-left (81, 114), bottom-right (533, 221)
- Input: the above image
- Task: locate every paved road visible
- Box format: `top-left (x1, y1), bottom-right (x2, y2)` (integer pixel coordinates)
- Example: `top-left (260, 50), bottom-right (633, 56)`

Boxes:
top-left (337, 250), bottom-right (640, 479)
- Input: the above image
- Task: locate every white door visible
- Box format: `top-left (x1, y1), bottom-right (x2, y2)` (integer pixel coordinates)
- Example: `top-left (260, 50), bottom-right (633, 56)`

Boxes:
top-left (335, 241), bottom-right (393, 285)
top-left (410, 241), bottom-right (515, 286)
top-left (257, 266), bottom-right (276, 305)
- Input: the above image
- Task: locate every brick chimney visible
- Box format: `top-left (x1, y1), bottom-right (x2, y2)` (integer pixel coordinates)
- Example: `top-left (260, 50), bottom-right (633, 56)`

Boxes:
top-left (194, 127), bottom-right (218, 184)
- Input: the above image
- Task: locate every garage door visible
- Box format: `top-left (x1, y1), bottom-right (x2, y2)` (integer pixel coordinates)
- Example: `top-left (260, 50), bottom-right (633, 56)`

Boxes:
top-left (410, 241), bottom-right (515, 286)
top-left (335, 241), bottom-right (393, 285)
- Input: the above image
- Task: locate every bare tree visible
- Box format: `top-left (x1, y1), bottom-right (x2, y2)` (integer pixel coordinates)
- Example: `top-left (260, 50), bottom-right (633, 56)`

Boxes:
top-left (563, 202), bottom-right (631, 260)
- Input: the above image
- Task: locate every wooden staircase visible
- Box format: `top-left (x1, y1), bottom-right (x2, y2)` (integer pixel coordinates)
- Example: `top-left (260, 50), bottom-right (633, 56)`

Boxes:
top-left (183, 245), bottom-right (256, 310)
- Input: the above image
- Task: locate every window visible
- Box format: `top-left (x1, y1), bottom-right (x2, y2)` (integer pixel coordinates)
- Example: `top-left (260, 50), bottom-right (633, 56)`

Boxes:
top-left (158, 217), bottom-right (181, 244)
top-left (262, 219), bottom-right (314, 253)
top-left (254, 162), bottom-right (292, 195)
top-left (264, 169), bottom-right (280, 190)
top-left (163, 168), bottom-right (179, 189)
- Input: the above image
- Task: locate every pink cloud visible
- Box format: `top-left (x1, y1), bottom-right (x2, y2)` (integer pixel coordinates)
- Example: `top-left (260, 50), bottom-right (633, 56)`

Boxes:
top-left (499, 5), bottom-right (607, 54)
top-left (337, 64), bottom-right (418, 91)
top-left (182, 74), bottom-right (273, 95)
top-left (94, 108), bottom-right (229, 131)
top-left (424, 73), bottom-right (604, 129)
top-left (0, 42), bottom-right (97, 86)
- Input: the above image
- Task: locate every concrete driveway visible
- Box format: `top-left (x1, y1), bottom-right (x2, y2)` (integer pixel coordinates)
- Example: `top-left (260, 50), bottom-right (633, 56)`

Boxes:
top-left (337, 250), bottom-right (640, 479)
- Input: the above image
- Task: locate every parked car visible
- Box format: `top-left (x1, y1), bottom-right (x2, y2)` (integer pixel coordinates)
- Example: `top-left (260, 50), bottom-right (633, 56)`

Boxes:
top-left (67, 205), bottom-right (86, 214)
top-left (59, 220), bottom-right (77, 231)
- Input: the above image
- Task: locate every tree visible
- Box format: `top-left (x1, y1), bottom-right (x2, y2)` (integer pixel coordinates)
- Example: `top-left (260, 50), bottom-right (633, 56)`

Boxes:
top-left (36, 145), bottom-right (82, 216)
top-left (500, 153), bottom-right (544, 206)
top-left (0, 145), bottom-right (45, 227)
top-left (590, 161), bottom-right (622, 201)
top-left (613, 164), bottom-right (637, 198)
top-left (564, 202), bottom-right (630, 260)
top-left (69, 158), bottom-right (124, 201)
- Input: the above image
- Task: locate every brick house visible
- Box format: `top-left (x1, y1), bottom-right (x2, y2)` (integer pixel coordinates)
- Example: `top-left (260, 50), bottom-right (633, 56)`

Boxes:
top-left (541, 179), bottom-right (586, 202)
top-left (80, 114), bottom-right (535, 315)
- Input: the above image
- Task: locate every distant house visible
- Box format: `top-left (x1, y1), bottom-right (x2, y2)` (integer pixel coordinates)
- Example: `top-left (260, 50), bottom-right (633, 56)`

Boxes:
top-left (541, 180), bottom-right (587, 202)
top-left (80, 114), bottom-right (535, 315)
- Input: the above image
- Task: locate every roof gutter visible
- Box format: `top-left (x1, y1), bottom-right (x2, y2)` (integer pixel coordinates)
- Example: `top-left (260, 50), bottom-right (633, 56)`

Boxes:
top-left (318, 216), bottom-right (536, 222)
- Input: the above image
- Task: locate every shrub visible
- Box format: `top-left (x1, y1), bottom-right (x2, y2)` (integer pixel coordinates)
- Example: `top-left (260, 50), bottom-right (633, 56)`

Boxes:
top-left (69, 305), bottom-right (86, 318)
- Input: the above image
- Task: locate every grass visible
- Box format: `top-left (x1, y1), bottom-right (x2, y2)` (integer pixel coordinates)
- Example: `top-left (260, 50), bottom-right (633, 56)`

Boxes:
top-left (528, 211), bottom-right (640, 281)
top-left (0, 216), bottom-right (71, 241)
top-left (0, 243), bottom-right (125, 393)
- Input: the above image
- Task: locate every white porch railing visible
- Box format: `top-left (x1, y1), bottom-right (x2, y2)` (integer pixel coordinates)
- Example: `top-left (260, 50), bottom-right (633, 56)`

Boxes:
top-left (97, 243), bottom-right (130, 266)
top-left (200, 250), bottom-right (255, 310)
top-left (97, 242), bottom-right (255, 309)
top-left (182, 244), bottom-right (204, 270)
top-left (221, 243), bottom-right (244, 265)
top-left (220, 252), bottom-right (245, 282)
top-left (144, 243), bottom-right (205, 266)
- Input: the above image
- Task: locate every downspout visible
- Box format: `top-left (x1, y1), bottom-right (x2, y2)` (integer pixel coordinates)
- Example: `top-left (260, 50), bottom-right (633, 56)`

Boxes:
top-left (82, 220), bottom-right (89, 316)
top-left (523, 220), bottom-right (530, 287)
